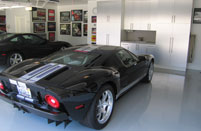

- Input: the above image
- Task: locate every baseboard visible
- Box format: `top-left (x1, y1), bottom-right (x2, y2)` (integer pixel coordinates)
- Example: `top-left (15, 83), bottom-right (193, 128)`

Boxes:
top-left (154, 67), bottom-right (186, 76)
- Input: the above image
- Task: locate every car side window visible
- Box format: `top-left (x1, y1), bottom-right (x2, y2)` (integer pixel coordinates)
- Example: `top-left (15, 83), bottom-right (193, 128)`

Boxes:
top-left (22, 35), bottom-right (45, 45)
top-left (116, 50), bottom-right (136, 67)
top-left (10, 36), bottom-right (23, 44)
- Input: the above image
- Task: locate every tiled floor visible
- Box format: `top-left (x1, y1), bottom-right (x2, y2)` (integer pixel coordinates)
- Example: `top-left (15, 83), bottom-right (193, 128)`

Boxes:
top-left (0, 66), bottom-right (201, 131)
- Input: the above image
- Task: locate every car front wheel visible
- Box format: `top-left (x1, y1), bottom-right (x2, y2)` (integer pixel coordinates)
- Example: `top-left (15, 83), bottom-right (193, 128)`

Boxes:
top-left (143, 61), bottom-right (154, 83)
top-left (81, 84), bottom-right (115, 130)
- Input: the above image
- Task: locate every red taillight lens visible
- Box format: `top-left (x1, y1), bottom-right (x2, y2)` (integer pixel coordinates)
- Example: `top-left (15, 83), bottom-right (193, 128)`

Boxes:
top-left (45, 95), bottom-right (60, 109)
top-left (0, 82), bottom-right (4, 90)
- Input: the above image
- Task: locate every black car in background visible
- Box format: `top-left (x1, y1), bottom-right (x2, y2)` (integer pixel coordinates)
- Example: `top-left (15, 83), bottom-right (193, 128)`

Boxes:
top-left (0, 33), bottom-right (72, 66)
top-left (0, 45), bottom-right (154, 129)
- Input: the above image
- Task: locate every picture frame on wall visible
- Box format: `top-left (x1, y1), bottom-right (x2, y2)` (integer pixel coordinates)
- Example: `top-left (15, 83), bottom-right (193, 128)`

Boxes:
top-left (49, 32), bottom-right (55, 41)
top-left (193, 8), bottom-right (201, 24)
top-left (48, 9), bottom-right (55, 21)
top-left (48, 22), bottom-right (56, 31)
top-left (72, 23), bottom-right (82, 37)
top-left (0, 15), bottom-right (6, 24)
top-left (32, 7), bottom-right (46, 22)
top-left (83, 11), bottom-right (88, 23)
top-left (92, 16), bottom-right (97, 23)
top-left (33, 23), bottom-right (45, 33)
top-left (83, 24), bottom-right (88, 36)
top-left (92, 28), bottom-right (96, 35)
top-left (0, 25), bottom-right (6, 32)
top-left (71, 10), bottom-right (83, 21)
top-left (60, 24), bottom-right (71, 35)
top-left (60, 11), bottom-right (71, 23)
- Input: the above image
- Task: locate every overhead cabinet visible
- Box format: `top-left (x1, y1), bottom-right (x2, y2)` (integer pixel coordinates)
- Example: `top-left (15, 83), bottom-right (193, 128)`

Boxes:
top-left (124, 0), bottom-right (158, 31)
top-left (97, 0), bottom-right (122, 46)
top-left (158, 0), bottom-right (192, 24)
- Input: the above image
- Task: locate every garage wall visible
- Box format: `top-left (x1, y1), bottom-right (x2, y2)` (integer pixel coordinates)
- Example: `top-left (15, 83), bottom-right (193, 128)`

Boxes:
top-left (57, 4), bottom-right (88, 45)
top-left (188, 0), bottom-right (201, 71)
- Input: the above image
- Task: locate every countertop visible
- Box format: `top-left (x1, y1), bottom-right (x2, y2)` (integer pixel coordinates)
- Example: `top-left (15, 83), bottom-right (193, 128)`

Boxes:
top-left (121, 41), bottom-right (155, 45)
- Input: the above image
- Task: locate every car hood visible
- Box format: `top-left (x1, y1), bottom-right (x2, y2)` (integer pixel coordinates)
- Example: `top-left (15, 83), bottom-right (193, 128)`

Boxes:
top-left (2, 59), bottom-right (92, 88)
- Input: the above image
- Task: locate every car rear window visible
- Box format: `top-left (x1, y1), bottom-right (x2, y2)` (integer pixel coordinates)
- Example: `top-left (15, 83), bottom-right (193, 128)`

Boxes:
top-left (0, 33), bottom-right (15, 42)
top-left (44, 50), bottom-right (100, 66)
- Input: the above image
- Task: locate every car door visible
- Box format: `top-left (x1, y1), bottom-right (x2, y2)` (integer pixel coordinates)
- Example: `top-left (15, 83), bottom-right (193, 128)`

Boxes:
top-left (115, 49), bottom-right (140, 89)
top-left (21, 34), bottom-right (54, 58)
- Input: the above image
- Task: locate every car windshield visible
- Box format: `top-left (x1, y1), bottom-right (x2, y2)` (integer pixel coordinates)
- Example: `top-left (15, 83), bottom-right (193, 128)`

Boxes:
top-left (0, 33), bottom-right (15, 42)
top-left (43, 50), bottom-right (100, 66)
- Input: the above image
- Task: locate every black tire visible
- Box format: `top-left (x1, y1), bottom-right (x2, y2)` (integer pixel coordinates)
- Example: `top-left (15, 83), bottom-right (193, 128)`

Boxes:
top-left (7, 52), bottom-right (23, 66)
top-left (80, 84), bottom-right (115, 130)
top-left (143, 61), bottom-right (154, 83)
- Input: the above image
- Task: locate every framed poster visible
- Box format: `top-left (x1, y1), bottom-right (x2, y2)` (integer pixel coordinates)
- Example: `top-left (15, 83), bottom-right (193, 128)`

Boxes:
top-left (60, 24), bottom-right (71, 35)
top-left (71, 10), bottom-right (82, 21)
top-left (83, 11), bottom-right (88, 23)
top-left (32, 8), bottom-right (46, 22)
top-left (193, 8), bottom-right (201, 24)
top-left (72, 23), bottom-right (82, 37)
top-left (48, 22), bottom-right (56, 31)
top-left (49, 32), bottom-right (55, 41)
top-left (0, 15), bottom-right (6, 24)
top-left (83, 24), bottom-right (88, 36)
top-left (92, 28), bottom-right (96, 35)
top-left (92, 16), bottom-right (97, 23)
top-left (48, 9), bottom-right (55, 21)
top-left (0, 25), bottom-right (6, 32)
top-left (91, 35), bottom-right (96, 42)
top-left (60, 11), bottom-right (71, 23)
top-left (33, 23), bottom-right (45, 33)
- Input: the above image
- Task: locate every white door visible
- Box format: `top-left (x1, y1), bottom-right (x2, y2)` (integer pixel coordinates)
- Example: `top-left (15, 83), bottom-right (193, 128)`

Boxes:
top-left (15, 16), bottom-right (29, 33)
top-left (170, 24), bottom-right (191, 71)
top-left (155, 24), bottom-right (173, 67)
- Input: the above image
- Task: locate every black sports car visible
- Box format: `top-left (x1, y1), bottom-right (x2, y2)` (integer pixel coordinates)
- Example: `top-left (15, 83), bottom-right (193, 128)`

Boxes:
top-left (0, 33), bottom-right (72, 66)
top-left (0, 45), bottom-right (154, 129)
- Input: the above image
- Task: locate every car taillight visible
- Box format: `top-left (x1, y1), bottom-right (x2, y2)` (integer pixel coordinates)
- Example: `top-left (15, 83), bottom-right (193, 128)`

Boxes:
top-left (45, 95), bottom-right (60, 109)
top-left (0, 82), bottom-right (4, 90)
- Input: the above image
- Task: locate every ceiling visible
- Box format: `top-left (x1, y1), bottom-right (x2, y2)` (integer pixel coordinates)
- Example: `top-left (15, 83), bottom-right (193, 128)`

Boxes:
top-left (0, 0), bottom-right (88, 9)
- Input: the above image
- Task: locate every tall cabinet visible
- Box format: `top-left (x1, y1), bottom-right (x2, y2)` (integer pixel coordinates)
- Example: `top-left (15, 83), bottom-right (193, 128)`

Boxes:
top-left (97, 0), bottom-right (122, 46)
top-left (155, 0), bottom-right (193, 71)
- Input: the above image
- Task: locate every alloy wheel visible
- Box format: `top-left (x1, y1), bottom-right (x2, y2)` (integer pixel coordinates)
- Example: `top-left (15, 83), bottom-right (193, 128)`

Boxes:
top-left (96, 90), bottom-right (114, 124)
top-left (148, 63), bottom-right (154, 81)
top-left (10, 53), bottom-right (23, 65)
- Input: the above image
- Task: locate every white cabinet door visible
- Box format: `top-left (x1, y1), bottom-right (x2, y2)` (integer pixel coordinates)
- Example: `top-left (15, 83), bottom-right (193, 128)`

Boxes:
top-left (155, 24), bottom-right (172, 66)
top-left (173, 0), bottom-right (193, 24)
top-left (157, 0), bottom-right (174, 24)
top-left (170, 24), bottom-right (191, 71)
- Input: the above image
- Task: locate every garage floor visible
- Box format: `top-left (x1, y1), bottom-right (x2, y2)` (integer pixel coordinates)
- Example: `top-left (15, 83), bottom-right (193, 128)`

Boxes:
top-left (0, 66), bottom-right (201, 131)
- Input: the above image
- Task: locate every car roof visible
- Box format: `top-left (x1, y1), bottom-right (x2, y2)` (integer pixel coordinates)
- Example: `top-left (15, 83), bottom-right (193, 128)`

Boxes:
top-left (68, 45), bottom-right (123, 56)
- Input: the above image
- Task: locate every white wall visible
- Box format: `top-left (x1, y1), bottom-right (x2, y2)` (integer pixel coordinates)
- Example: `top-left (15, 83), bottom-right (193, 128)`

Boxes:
top-left (0, 11), bottom-right (5, 15)
top-left (57, 4), bottom-right (88, 45)
top-left (88, 0), bottom-right (97, 44)
top-left (188, 0), bottom-right (201, 71)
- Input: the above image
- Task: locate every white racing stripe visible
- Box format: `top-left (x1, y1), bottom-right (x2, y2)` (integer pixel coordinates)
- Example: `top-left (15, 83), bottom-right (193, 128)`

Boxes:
top-left (19, 63), bottom-right (66, 83)
top-left (19, 63), bottom-right (56, 80)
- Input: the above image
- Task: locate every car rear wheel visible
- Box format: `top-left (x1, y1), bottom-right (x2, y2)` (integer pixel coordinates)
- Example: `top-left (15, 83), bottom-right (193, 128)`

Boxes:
top-left (7, 52), bottom-right (23, 66)
top-left (81, 84), bottom-right (115, 130)
top-left (60, 46), bottom-right (67, 51)
top-left (143, 61), bottom-right (154, 83)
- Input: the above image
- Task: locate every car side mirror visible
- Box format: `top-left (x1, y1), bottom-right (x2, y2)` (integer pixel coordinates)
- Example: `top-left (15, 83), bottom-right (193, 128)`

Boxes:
top-left (138, 56), bottom-right (146, 61)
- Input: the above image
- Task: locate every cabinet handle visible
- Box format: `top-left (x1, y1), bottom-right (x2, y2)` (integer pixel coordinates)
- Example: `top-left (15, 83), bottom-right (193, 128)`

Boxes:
top-left (174, 16), bottom-right (176, 23)
top-left (169, 37), bottom-right (171, 53)
top-left (150, 24), bottom-right (151, 30)
top-left (171, 37), bottom-right (174, 53)
top-left (171, 16), bottom-right (174, 23)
